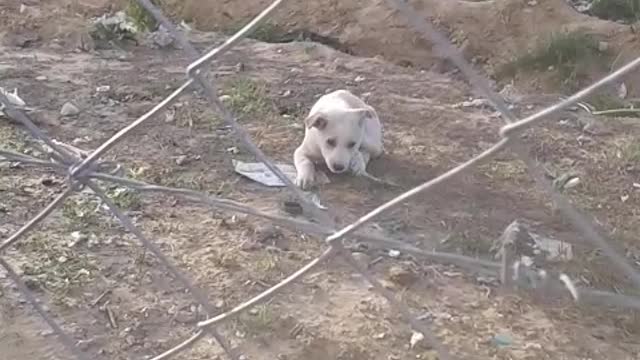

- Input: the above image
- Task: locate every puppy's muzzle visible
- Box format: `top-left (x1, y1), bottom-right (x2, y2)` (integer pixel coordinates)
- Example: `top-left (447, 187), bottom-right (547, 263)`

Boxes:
top-left (330, 163), bottom-right (346, 173)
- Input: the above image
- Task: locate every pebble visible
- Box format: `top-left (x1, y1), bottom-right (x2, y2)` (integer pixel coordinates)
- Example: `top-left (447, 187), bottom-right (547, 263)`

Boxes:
top-left (60, 102), bottom-right (80, 116)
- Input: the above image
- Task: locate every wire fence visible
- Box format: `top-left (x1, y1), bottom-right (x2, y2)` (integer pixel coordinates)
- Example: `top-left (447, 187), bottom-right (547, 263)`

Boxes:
top-left (1, 0), bottom-right (640, 359)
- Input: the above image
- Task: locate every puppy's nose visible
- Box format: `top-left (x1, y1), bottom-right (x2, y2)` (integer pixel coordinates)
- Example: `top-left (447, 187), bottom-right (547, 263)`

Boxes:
top-left (332, 164), bottom-right (345, 172)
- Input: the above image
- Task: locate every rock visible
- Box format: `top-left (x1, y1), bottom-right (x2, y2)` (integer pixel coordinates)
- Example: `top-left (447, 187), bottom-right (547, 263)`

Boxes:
top-left (150, 26), bottom-right (174, 48)
top-left (351, 252), bottom-right (371, 268)
top-left (60, 102), bottom-right (80, 116)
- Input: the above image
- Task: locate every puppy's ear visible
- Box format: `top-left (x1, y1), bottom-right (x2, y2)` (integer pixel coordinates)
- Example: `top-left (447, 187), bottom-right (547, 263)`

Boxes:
top-left (352, 108), bottom-right (374, 128)
top-left (305, 114), bottom-right (328, 130)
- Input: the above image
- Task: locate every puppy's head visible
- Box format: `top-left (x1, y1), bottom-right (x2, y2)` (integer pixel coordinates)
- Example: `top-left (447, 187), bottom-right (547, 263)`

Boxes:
top-left (305, 107), bottom-right (373, 174)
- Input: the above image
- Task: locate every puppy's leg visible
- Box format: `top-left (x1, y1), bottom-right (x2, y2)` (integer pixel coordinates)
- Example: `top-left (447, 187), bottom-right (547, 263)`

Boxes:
top-left (349, 150), bottom-right (370, 176)
top-left (294, 145), bottom-right (316, 190)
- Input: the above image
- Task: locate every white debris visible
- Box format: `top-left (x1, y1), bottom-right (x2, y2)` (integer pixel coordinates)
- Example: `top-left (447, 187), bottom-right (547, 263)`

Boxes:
top-left (232, 160), bottom-right (329, 187)
top-left (410, 331), bottom-right (425, 349)
top-left (0, 87), bottom-right (30, 117)
top-left (388, 249), bottom-right (401, 258)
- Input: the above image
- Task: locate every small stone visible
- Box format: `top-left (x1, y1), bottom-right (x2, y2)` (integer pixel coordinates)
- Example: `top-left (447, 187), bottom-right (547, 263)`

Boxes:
top-left (598, 41), bottom-right (609, 52)
top-left (491, 333), bottom-right (513, 348)
top-left (175, 155), bottom-right (188, 166)
top-left (219, 95), bottom-right (232, 102)
top-left (96, 85), bottom-right (111, 93)
top-left (35, 75), bottom-right (47, 81)
top-left (388, 249), bottom-right (401, 258)
top-left (60, 102), bottom-right (80, 116)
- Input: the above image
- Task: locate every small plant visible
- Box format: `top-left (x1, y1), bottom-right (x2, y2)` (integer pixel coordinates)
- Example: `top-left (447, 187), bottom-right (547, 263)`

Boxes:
top-left (125, 0), bottom-right (160, 32)
top-left (622, 140), bottom-right (640, 163)
top-left (222, 77), bottom-right (272, 116)
top-left (590, 0), bottom-right (640, 23)
top-left (105, 186), bottom-right (142, 211)
top-left (62, 195), bottom-right (103, 229)
top-left (19, 234), bottom-right (96, 306)
top-left (238, 304), bottom-right (276, 335)
top-left (500, 31), bottom-right (610, 89)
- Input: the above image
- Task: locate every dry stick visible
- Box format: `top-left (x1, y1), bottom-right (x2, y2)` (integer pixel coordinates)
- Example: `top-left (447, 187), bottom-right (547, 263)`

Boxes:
top-left (0, 188), bottom-right (74, 253)
top-left (91, 172), bottom-right (501, 274)
top-left (384, 0), bottom-right (640, 289)
top-left (0, 257), bottom-right (91, 360)
top-left (82, 180), bottom-right (239, 360)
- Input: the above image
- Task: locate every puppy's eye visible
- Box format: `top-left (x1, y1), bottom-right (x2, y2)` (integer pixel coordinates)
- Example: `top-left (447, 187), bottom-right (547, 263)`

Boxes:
top-left (327, 138), bottom-right (337, 147)
top-left (347, 141), bottom-right (356, 149)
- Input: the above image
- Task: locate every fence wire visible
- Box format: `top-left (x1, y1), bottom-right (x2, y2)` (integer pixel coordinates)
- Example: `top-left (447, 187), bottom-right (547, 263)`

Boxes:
top-left (1, 0), bottom-right (640, 359)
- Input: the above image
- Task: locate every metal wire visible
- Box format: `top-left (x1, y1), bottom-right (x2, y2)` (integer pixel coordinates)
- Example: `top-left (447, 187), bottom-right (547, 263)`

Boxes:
top-left (2, 0), bottom-right (640, 359)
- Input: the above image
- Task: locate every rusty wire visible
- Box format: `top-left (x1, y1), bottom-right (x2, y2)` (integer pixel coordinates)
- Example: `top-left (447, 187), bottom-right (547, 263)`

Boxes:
top-left (1, 0), bottom-right (640, 359)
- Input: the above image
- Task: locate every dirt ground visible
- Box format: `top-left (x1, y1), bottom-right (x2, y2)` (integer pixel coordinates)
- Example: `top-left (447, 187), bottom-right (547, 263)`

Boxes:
top-left (2, 0), bottom-right (640, 359)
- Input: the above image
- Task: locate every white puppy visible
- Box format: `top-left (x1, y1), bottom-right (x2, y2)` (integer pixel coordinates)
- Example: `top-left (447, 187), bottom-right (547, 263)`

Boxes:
top-left (294, 89), bottom-right (383, 190)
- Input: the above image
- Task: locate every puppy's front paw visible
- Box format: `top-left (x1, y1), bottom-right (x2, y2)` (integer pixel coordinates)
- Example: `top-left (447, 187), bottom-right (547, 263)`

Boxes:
top-left (295, 168), bottom-right (315, 190)
top-left (350, 152), bottom-right (368, 176)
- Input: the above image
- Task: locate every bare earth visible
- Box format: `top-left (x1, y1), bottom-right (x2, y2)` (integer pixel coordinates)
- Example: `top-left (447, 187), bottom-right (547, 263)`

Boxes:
top-left (1, 0), bottom-right (640, 359)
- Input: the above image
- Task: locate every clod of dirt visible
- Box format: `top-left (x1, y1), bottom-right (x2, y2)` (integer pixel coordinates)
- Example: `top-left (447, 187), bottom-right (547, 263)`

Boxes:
top-left (282, 200), bottom-right (304, 216)
top-left (386, 264), bottom-right (418, 287)
top-left (3, 31), bottom-right (40, 48)
top-left (60, 102), bottom-right (80, 116)
top-left (350, 252), bottom-right (371, 268)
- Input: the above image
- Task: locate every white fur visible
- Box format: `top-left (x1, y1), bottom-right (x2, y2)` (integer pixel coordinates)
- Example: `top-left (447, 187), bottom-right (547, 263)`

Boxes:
top-left (294, 89), bottom-right (383, 190)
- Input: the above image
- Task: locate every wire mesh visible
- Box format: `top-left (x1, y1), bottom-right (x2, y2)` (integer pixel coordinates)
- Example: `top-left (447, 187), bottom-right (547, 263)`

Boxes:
top-left (1, 0), bottom-right (640, 359)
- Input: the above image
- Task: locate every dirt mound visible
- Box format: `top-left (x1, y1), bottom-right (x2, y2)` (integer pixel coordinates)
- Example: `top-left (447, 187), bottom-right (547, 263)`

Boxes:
top-left (167, 0), bottom-right (640, 93)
